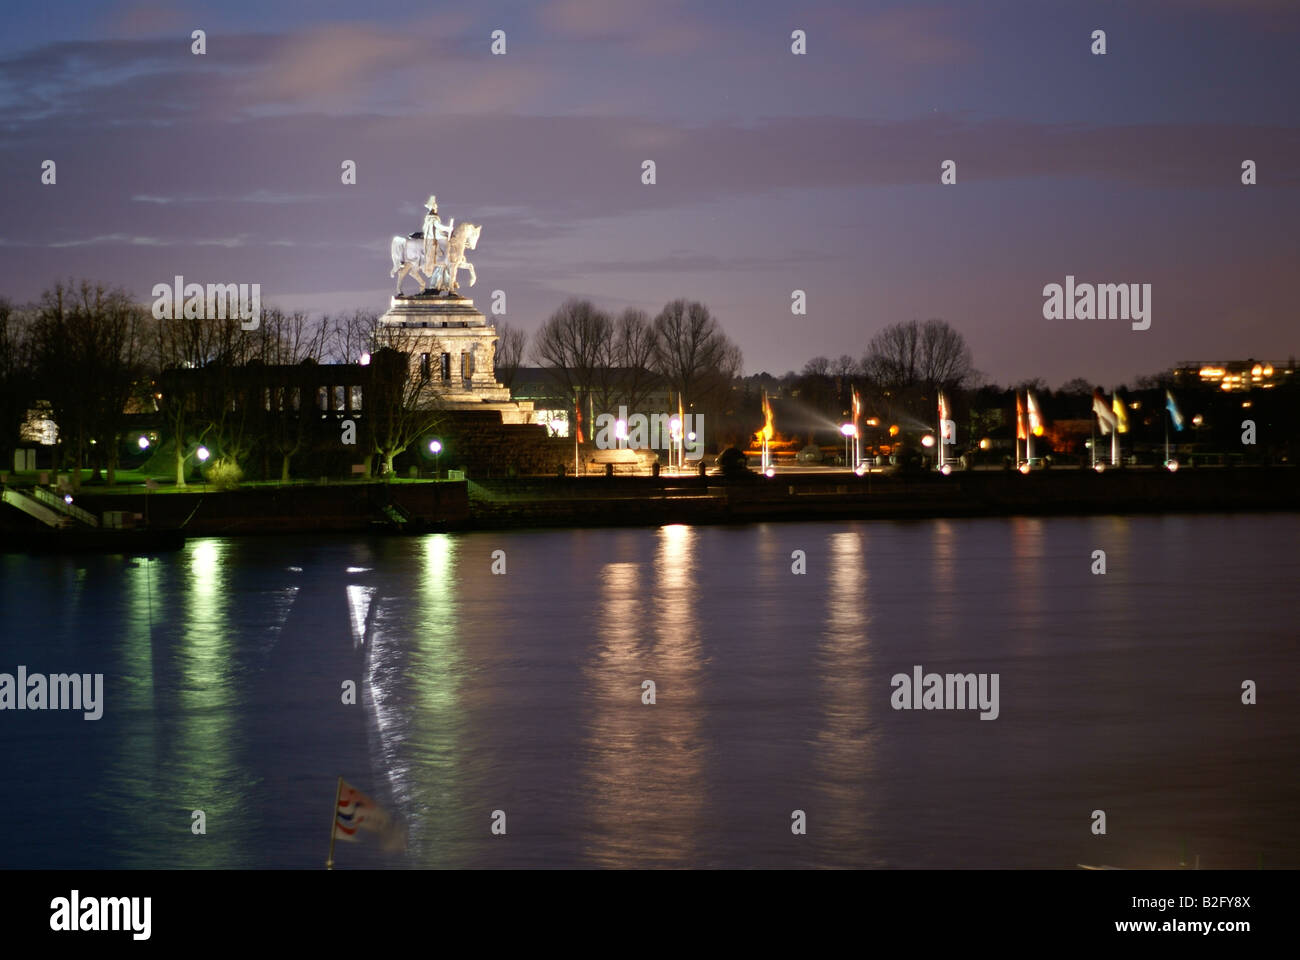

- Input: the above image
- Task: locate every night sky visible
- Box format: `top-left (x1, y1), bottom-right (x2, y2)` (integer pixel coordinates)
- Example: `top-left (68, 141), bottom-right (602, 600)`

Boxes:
top-left (1, 0), bottom-right (1297, 386)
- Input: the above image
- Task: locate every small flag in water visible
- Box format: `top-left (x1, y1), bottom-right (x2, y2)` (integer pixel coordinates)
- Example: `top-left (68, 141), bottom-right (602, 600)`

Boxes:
top-left (1093, 390), bottom-right (1118, 435)
top-left (334, 779), bottom-right (402, 850)
top-left (1166, 390), bottom-right (1185, 431)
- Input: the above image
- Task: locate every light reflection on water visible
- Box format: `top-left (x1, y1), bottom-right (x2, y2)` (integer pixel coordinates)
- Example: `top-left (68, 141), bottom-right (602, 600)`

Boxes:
top-left (2, 514), bottom-right (1298, 869)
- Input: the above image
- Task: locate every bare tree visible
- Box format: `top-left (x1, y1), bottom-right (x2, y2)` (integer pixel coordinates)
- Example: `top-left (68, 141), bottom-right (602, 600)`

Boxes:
top-left (493, 319), bottom-right (527, 391)
top-left (862, 318), bottom-right (973, 393)
top-left (254, 308), bottom-right (329, 481)
top-left (532, 298), bottom-right (613, 422)
top-left (29, 281), bottom-right (149, 489)
top-left (1057, 377), bottom-right (1094, 396)
top-left (612, 308), bottom-right (659, 413)
top-left (0, 300), bottom-right (34, 471)
top-left (362, 320), bottom-right (447, 477)
top-left (650, 299), bottom-right (743, 411)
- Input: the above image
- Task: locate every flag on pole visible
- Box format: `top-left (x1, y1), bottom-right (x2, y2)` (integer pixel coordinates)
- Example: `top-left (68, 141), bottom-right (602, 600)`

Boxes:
top-left (574, 396), bottom-right (584, 444)
top-left (1015, 392), bottom-right (1027, 441)
top-left (852, 387), bottom-right (862, 432)
top-left (1112, 393), bottom-right (1130, 434)
top-left (1166, 389), bottom-right (1185, 431)
top-left (759, 390), bottom-right (775, 443)
top-left (1026, 390), bottom-right (1044, 437)
top-left (334, 779), bottom-right (401, 849)
top-left (1093, 390), bottom-right (1117, 435)
top-left (938, 390), bottom-right (955, 442)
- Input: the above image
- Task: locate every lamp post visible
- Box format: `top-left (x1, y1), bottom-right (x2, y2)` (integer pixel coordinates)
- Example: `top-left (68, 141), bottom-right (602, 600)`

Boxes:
top-left (196, 445), bottom-right (209, 493)
top-left (428, 439), bottom-right (442, 479)
top-left (840, 423), bottom-right (857, 470)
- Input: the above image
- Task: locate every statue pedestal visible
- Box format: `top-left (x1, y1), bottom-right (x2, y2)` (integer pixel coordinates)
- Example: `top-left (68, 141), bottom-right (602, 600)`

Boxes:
top-left (378, 294), bottom-right (531, 421)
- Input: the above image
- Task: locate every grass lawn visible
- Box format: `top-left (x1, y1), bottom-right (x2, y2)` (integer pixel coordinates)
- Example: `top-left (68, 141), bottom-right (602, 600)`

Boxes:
top-left (0, 468), bottom-right (448, 494)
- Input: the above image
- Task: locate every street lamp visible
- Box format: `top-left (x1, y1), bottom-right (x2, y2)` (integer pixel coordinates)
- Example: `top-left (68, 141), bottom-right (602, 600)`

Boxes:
top-left (137, 435), bottom-right (150, 450)
top-left (429, 438), bottom-right (442, 478)
top-left (195, 446), bottom-right (210, 492)
top-left (840, 422), bottom-right (856, 469)
top-left (614, 419), bottom-right (627, 449)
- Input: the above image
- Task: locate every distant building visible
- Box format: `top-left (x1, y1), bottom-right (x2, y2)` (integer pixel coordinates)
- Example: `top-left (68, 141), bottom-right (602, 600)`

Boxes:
top-left (1172, 359), bottom-right (1296, 392)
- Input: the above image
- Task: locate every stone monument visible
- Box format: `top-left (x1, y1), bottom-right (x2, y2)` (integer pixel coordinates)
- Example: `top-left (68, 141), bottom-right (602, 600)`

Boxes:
top-left (382, 194), bottom-right (532, 423)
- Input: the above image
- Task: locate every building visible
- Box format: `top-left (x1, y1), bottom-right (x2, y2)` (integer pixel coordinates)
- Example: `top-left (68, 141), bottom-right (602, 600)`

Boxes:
top-left (1172, 359), bottom-right (1296, 392)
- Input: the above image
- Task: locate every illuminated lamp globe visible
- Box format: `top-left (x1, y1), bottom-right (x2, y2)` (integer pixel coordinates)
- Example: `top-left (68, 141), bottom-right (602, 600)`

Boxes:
top-left (1018, 462), bottom-right (1031, 475)
top-left (921, 435), bottom-right (935, 448)
top-left (940, 463), bottom-right (952, 476)
top-left (1165, 459), bottom-right (1179, 473)
top-left (764, 466), bottom-right (775, 478)
top-left (138, 436), bottom-right (150, 450)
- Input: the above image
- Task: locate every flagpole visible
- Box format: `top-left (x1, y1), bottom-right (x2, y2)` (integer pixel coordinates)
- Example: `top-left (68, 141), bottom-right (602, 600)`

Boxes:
top-left (326, 775), bottom-right (342, 870)
top-left (936, 397), bottom-right (943, 472)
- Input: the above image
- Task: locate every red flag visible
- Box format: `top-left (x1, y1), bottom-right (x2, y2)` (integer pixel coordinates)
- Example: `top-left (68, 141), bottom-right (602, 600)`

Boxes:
top-left (574, 397), bottom-right (584, 444)
top-left (1016, 393), bottom-right (1027, 441)
top-left (334, 779), bottom-right (402, 850)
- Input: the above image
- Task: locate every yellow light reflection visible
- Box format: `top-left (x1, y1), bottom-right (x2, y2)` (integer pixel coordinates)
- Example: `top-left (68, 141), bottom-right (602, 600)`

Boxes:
top-left (813, 531), bottom-right (878, 863)
top-left (582, 525), bottom-right (704, 866)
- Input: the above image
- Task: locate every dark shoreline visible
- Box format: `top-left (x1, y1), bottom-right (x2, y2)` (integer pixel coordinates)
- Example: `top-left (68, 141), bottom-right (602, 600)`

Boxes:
top-left (4, 466), bottom-right (1298, 549)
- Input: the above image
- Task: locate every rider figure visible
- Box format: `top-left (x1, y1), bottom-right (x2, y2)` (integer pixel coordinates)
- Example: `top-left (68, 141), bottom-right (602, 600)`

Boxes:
top-left (407, 195), bottom-right (451, 276)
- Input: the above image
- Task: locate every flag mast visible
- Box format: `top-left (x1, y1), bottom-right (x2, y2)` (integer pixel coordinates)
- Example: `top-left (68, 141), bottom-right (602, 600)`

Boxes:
top-left (326, 774), bottom-right (342, 870)
top-left (1026, 393), bottom-right (1035, 465)
top-left (936, 392), bottom-right (944, 472)
top-left (1111, 392), bottom-right (1120, 467)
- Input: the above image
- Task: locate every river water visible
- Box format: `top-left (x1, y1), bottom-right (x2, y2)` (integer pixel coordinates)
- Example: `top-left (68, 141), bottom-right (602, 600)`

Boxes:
top-left (2, 514), bottom-right (1297, 869)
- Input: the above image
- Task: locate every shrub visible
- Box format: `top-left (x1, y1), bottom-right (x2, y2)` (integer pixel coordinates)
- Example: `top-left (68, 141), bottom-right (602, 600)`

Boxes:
top-left (207, 458), bottom-right (244, 491)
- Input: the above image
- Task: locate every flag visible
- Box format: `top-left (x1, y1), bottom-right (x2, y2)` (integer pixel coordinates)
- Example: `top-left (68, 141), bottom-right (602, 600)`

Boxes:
top-left (334, 779), bottom-right (401, 849)
top-left (759, 390), bottom-right (775, 443)
top-left (1092, 390), bottom-right (1117, 435)
top-left (1166, 389), bottom-right (1185, 431)
top-left (1015, 392), bottom-right (1027, 441)
top-left (938, 390), bottom-right (954, 442)
top-left (852, 387), bottom-right (862, 431)
top-left (574, 396), bottom-right (584, 444)
top-left (1026, 390), bottom-right (1044, 437)
top-left (1112, 393), bottom-right (1129, 434)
